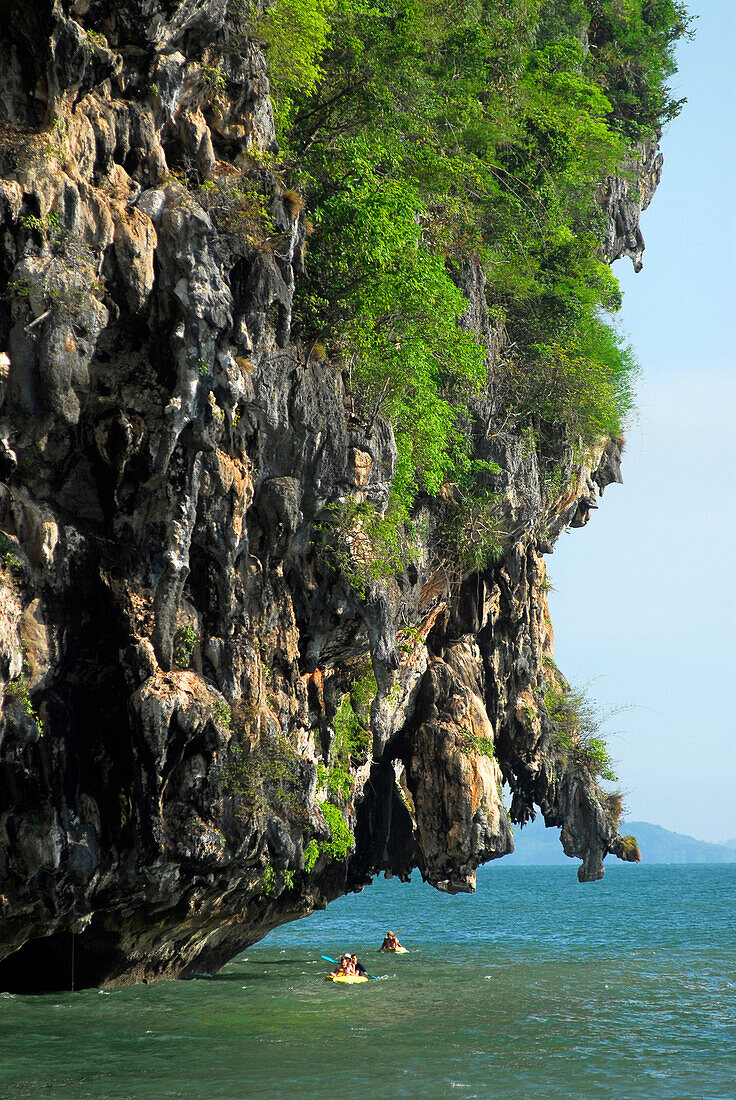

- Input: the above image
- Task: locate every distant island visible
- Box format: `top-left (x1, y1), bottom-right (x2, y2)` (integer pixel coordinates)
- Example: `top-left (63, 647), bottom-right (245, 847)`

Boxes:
top-left (487, 818), bottom-right (736, 866)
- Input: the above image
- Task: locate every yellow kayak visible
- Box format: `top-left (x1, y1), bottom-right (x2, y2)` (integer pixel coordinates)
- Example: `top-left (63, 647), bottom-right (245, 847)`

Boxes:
top-left (382, 946), bottom-right (408, 954)
top-left (324, 974), bottom-right (369, 984)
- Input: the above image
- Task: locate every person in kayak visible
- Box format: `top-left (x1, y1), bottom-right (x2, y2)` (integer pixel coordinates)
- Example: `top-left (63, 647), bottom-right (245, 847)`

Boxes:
top-left (351, 954), bottom-right (367, 977)
top-left (380, 930), bottom-right (402, 952)
top-left (329, 954), bottom-right (354, 977)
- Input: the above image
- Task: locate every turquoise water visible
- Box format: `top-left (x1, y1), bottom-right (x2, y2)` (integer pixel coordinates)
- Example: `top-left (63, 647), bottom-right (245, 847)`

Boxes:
top-left (1, 865), bottom-right (735, 1099)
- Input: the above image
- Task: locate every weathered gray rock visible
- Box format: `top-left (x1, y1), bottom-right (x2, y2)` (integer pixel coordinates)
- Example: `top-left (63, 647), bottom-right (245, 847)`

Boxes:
top-left (601, 138), bottom-right (663, 272)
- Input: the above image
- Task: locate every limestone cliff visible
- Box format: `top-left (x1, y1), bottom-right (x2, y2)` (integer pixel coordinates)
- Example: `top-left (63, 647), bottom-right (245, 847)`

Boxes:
top-left (0, 0), bottom-right (651, 991)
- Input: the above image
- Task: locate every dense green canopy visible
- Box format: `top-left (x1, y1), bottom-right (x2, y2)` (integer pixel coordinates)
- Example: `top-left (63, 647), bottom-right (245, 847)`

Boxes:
top-left (245, 0), bottom-right (690, 524)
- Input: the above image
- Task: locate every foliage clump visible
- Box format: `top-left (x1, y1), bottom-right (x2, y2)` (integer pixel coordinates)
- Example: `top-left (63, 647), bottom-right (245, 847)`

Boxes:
top-left (259, 734), bottom-right (304, 807)
top-left (545, 680), bottom-right (617, 782)
top-left (261, 863), bottom-right (295, 896)
top-left (5, 676), bottom-right (43, 737)
top-left (221, 734), bottom-right (262, 817)
top-left (460, 731), bottom-right (496, 759)
top-left (200, 63), bottom-right (228, 97)
top-left (318, 799), bottom-right (354, 860)
top-left (212, 698), bottom-right (232, 729)
top-left (197, 174), bottom-right (275, 256)
top-left (332, 668), bottom-right (374, 757)
top-left (0, 533), bottom-right (24, 579)
top-left (222, 709), bottom-right (311, 827)
top-left (619, 834), bottom-right (641, 861)
top-left (261, 863), bottom-right (278, 896)
top-left (304, 837), bottom-right (320, 872)
top-left (173, 626), bottom-right (197, 669)
top-left (317, 665), bottom-right (376, 799)
top-left (255, 0), bottom-right (334, 96)
top-left (442, 488), bottom-right (506, 575)
top-left (587, 0), bottom-right (692, 138)
top-left (309, 666), bottom-right (374, 869)
top-left (315, 498), bottom-right (407, 597)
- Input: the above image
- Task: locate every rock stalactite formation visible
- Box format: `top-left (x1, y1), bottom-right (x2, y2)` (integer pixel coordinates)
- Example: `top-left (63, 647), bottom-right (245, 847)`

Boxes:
top-left (0, 0), bottom-right (656, 991)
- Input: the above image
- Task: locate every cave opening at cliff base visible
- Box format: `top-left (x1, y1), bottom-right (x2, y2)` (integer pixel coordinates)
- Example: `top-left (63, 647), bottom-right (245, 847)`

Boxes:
top-left (0, 926), bottom-right (124, 994)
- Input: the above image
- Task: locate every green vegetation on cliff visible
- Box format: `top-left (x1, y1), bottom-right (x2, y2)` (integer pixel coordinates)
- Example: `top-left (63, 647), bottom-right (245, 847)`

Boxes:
top-left (545, 679), bottom-right (617, 782)
top-left (247, 0), bottom-right (689, 513)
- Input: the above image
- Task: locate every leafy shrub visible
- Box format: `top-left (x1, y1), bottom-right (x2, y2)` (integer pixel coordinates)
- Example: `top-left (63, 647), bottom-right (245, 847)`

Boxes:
top-left (316, 665), bottom-right (376, 798)
top-left (0, 534), bottom-right (25, 579)
top-left (261, 864), bottom-right (278, 896)
top-left (222, 728), bottom-right (308, 821)
top-left (545, 681), bottom-right (617, 782)
top-left (294, 154), bottom-right (487, 512)
top-left (333, 693), bottom-right (369, 756)
top-left (315, 497), bottom-right (407, 596)
top-left (173, 625), bottom-right (197, 669)
top-left (197, 175), bottom-right (275, 257)
top-left (398, 626), bottom-right (423, 656)
top-left (317, 760), bottom-right (351, 800)
top-left (259, 735), bottom-right (301, 793)
top-left (619, 833), bottom-right (641, 860)
top-left (19, 210), bottom-right (61, 240)
top-left (499, 315), bottom-right (638, 446)
top-left (444, 488), bottom-right (506, 575)
top-left (319, 800), bottom-right (354, 861)
top-left (460, 731), bottom-right (496, 758)
top-left (212, 698), bottom-right (232, 729)
top-left (84, 28), bottom-right (107, 53)
top-left (200, 63), bottom-right (227, 96)
top-left (5, 676), bottom-right (43, 737)
top-left (332, 673), bottom-right (373, 757)
top-left (586, 0), bottom-right (693, 138)
top-left (304, 838), bottom-right (320, 872)
top-left (264, 735), bottom-right (310, 818)
top-left (221, 735), bottom-right (262, 816)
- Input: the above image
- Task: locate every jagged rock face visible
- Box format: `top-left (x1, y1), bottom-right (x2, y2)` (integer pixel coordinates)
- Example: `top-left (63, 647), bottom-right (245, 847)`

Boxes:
top-left (600, 138), bottom-right (663, 272)
top-left (0, 0), bottom-right (640, 991)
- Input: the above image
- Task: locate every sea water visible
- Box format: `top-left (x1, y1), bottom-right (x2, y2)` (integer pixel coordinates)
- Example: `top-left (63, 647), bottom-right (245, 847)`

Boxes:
top-left (1, 865), bottom-right (734, 1099)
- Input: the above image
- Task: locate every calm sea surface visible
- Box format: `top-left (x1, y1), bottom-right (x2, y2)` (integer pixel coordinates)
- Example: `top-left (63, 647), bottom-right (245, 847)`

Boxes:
top-left (1, 865), bottom-right (734, 1099)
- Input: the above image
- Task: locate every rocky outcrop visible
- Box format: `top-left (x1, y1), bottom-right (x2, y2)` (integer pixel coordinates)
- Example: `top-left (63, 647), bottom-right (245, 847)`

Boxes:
top-left (0, 0), bottom-right (642, 992)
top-left (600, 138), bottom-right (663, 272)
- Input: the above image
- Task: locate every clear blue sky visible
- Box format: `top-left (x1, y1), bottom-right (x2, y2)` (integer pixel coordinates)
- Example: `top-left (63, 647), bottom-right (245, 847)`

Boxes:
top-left (547, 1), bottom-right (736, 844)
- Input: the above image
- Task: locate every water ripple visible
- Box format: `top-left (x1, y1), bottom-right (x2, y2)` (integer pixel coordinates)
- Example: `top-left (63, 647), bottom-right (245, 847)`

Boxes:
top-left (0, 866), bottom-right (734, 1100)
